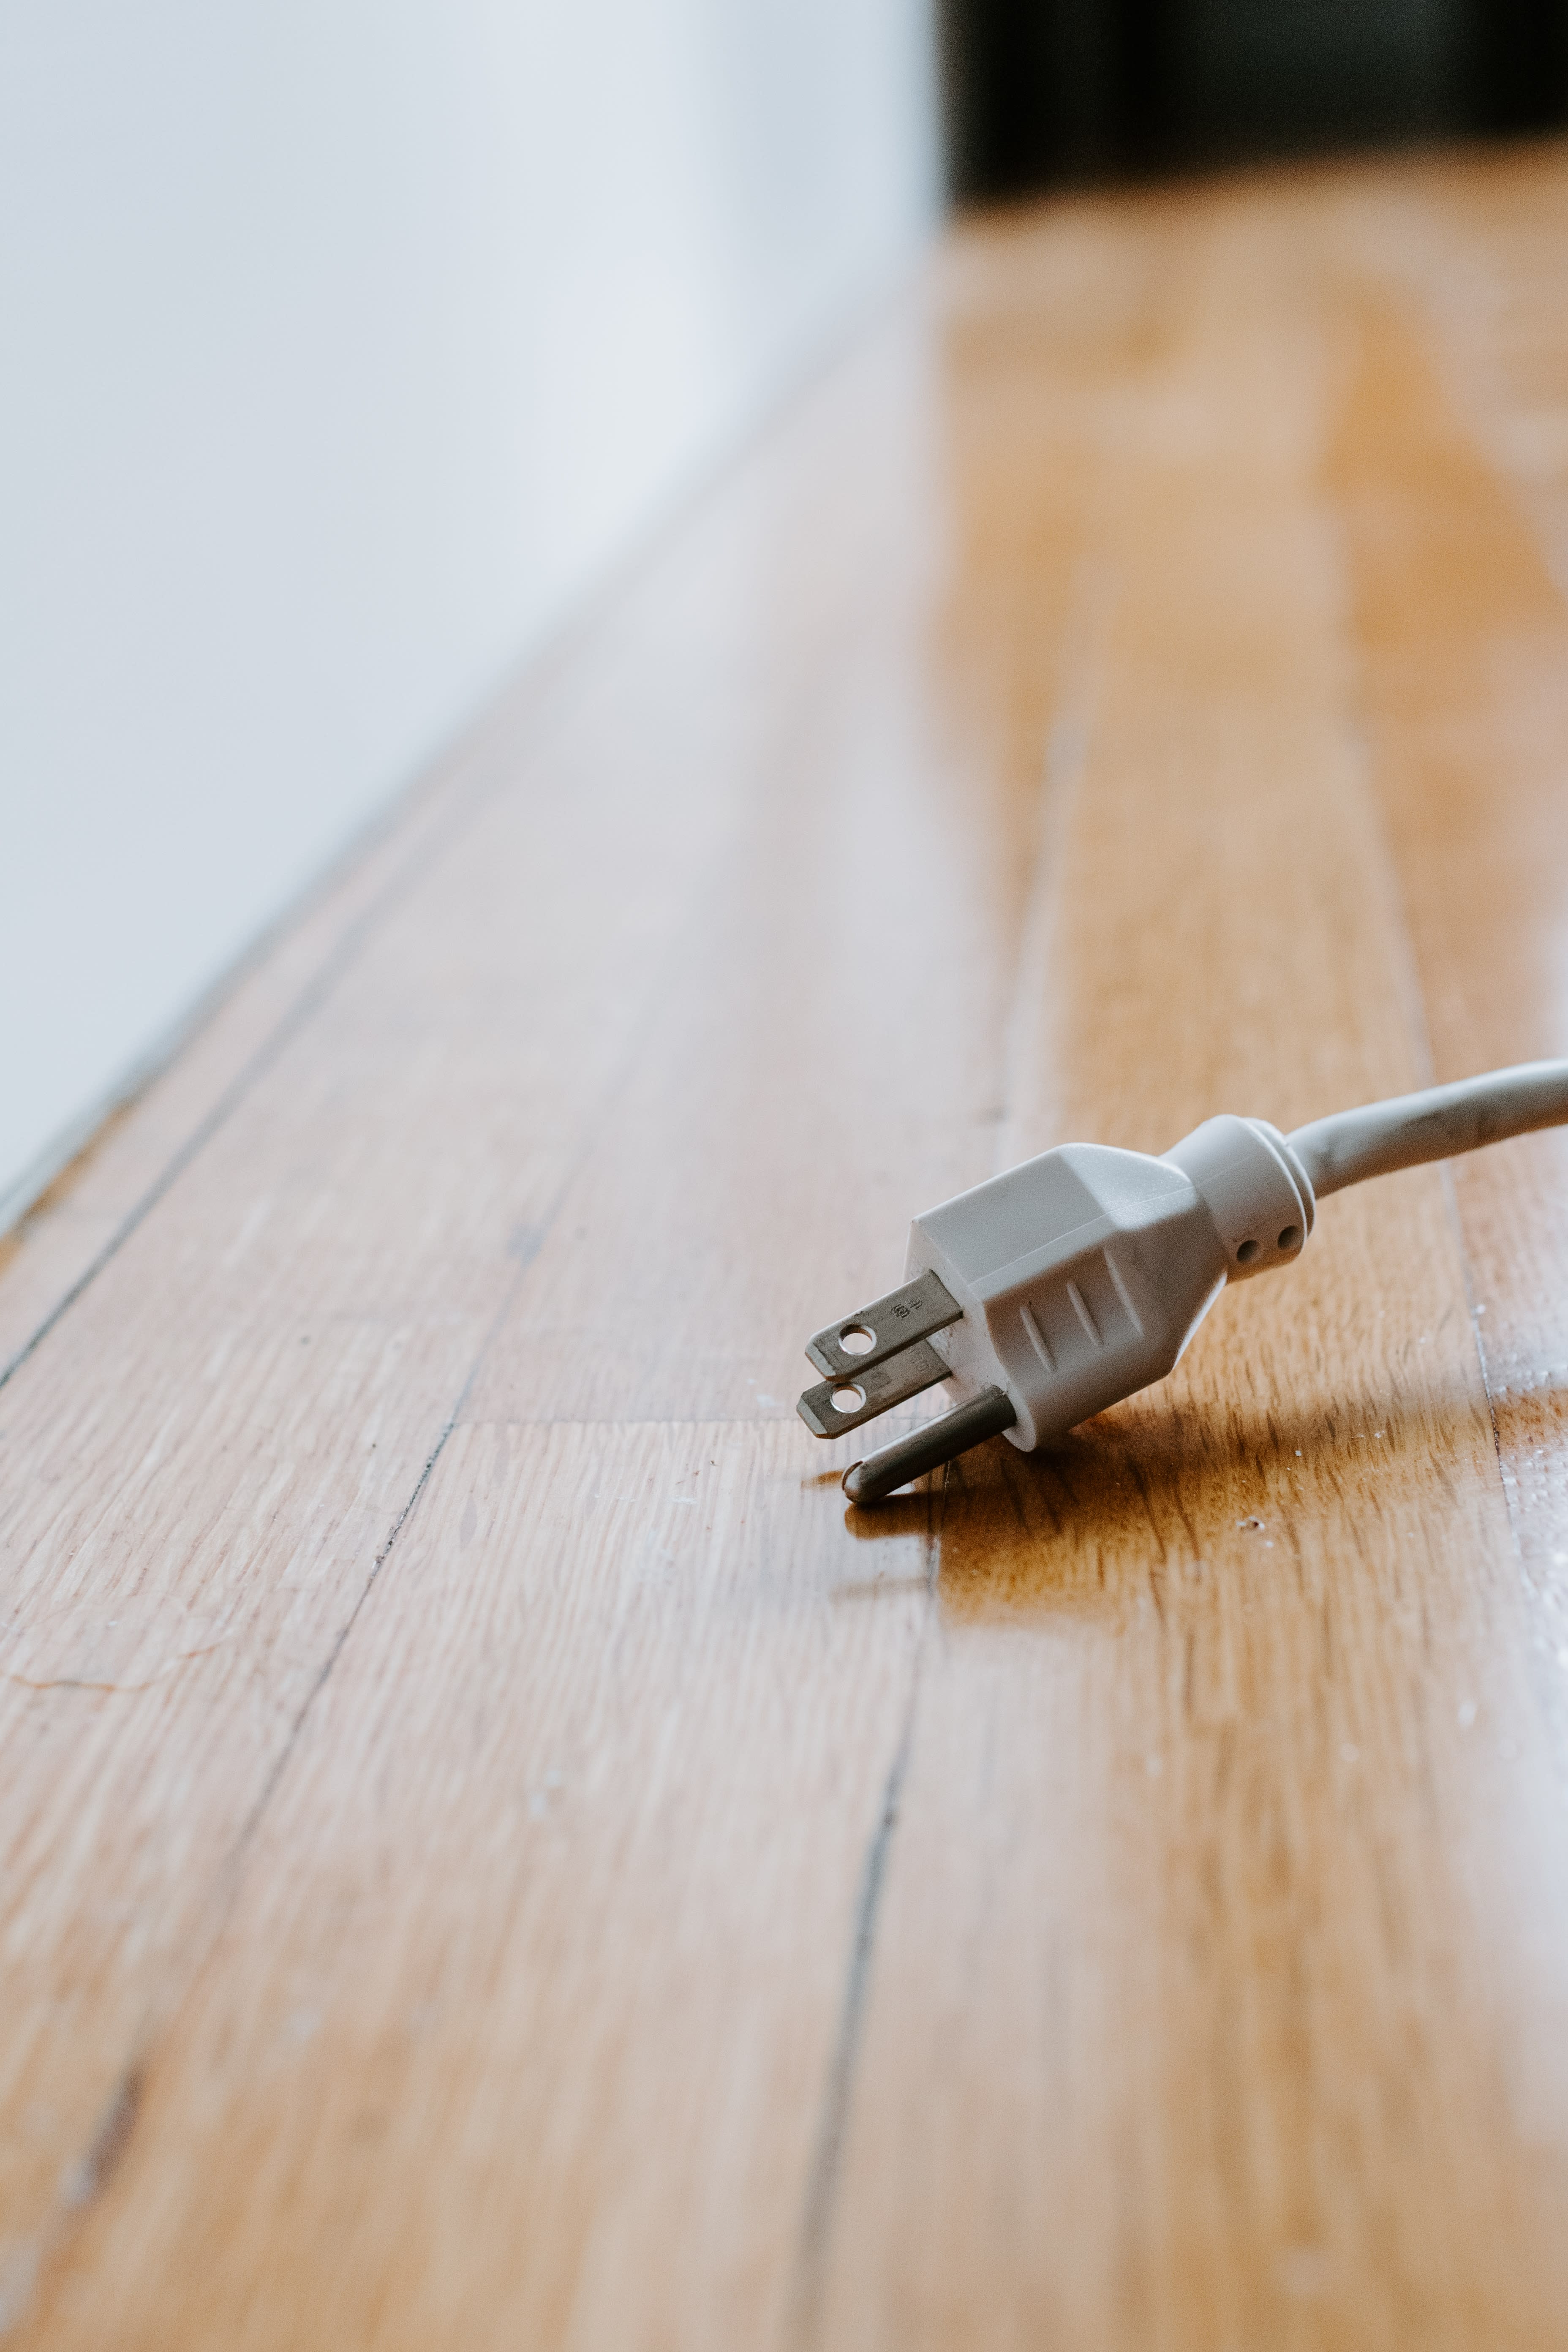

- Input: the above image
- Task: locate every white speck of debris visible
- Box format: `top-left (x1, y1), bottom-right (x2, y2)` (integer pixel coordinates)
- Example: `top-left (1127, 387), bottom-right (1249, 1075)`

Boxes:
top-left (1296, 1449), bottom-right (1303, 1457)
top-left (1373, 1431), bottom-right (1384, 1440)
top-left (1239, 1517), bottom-right (1264, 1531)
top-left (1458, 1699), bottom-right (1478, 1729)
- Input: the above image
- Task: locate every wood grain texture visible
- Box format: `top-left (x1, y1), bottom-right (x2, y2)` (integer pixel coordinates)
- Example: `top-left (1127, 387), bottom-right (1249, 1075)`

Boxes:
top-left (5, 147), bottom-right (1568, 2349)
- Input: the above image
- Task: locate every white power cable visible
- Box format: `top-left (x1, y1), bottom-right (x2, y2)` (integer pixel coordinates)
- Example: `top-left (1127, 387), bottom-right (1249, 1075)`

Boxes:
top-left (799, 1057), bottom-right (1568, 1504)
top-left (1289, 1059), bottom-right (1568, 1197)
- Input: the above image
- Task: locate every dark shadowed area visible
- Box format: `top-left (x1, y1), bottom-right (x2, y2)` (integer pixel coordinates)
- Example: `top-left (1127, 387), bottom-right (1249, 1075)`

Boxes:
top-left (941, 0), bottom-right (1568, 194)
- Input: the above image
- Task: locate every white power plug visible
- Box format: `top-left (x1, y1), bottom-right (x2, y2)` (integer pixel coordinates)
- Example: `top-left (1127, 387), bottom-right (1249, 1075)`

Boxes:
top-left (798, 1060), bottom-right (1568, 1503)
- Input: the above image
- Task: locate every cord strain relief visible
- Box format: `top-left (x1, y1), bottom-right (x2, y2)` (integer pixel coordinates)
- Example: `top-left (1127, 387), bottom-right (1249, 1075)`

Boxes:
top-left (1163, 1113), bottom-right (1315, 1283)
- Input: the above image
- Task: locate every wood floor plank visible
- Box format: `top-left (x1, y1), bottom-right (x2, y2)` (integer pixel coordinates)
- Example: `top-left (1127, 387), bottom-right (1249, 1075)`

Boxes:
top-left (1326, 205), bottom-right (1568, 1709)
top-left (814, 177), bottom-right (1568, 2352)
top-left (8, 152), bottom-right (1568, 2351)
top-left (0, 319), bottom-right (948, 2321)
top-left (27, 1421), bottom-right (937, 2351)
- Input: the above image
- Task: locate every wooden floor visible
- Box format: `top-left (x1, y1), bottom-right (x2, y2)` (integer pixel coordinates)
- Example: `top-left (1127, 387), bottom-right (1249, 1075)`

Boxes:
top-left (7, 144), bottom-right (1568, 2350)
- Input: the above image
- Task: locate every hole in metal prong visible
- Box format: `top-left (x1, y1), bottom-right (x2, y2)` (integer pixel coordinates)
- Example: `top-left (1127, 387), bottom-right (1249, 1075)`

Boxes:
top-left (832, 1385), bottom-right (866, 1414)
top-left (838, 1324), bottom-right (875, 1356)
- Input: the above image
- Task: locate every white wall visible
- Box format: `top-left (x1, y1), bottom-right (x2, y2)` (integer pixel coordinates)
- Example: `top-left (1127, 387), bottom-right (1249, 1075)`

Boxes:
top-left (0, 0), bottom-right (939, 1225)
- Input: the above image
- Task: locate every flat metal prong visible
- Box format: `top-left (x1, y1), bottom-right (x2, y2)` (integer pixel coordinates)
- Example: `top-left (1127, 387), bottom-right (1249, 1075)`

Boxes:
top-left (841, 1387), bottom-right (1017, 1505)
top-left (805, 1268), bottom-right (962, 1380)
top-left (796, 1338), bottom-right (950, 1439)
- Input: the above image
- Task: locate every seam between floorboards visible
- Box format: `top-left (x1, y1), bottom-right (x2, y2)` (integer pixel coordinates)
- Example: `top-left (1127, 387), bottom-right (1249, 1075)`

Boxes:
top-left (209, 906), bottom-right (703, 1867)
top-left (1324, 361), bottom-right (1568, 1807)
top-left (778, 547), bottom-right (1115, 2344)
top-left (1321, 371), bottom-right (1527, 1619)
top-left (787, 1478), bottom-right (942, 2349)
top-left (0, 764), bottom-right (514, 1399)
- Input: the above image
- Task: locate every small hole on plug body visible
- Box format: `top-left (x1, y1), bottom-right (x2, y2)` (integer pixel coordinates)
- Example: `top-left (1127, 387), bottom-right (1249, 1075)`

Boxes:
top-left (1278, 1224), bottom-right (1301, 1251)
top-left (838, 1325), bottom-right (875, 1356)
top-left (1236, 1239), bottom-right (1260, 1264)
top-left (832, 1385), bottom-right (866, 1415)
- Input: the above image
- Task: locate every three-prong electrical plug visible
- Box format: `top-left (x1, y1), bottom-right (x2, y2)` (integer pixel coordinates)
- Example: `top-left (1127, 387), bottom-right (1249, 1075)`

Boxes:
top-left (800, 1117), bottom-right (1312, 1503)
top-left (797, 1059), bottom-right (1568, 1503)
